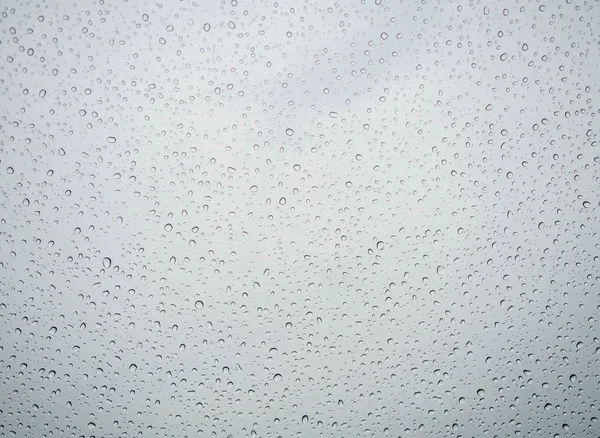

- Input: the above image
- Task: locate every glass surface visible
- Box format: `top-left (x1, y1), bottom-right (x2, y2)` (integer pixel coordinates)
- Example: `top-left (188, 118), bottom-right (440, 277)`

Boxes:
top-left (1, 0), bottom-right (599, 436)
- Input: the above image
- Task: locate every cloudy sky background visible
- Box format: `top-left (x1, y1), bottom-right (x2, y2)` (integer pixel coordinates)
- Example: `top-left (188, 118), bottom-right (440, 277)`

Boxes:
top-left (1, 0), bottom-right (599, 436)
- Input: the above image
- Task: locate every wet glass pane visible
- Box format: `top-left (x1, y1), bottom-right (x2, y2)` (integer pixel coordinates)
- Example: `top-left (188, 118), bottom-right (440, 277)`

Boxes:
top-left (1, 0), bottom-right (599, 436)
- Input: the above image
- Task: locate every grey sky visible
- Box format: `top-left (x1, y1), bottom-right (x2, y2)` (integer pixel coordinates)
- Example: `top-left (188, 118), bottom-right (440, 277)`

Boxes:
top-left (1, 0), bottom-right (599, 436)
